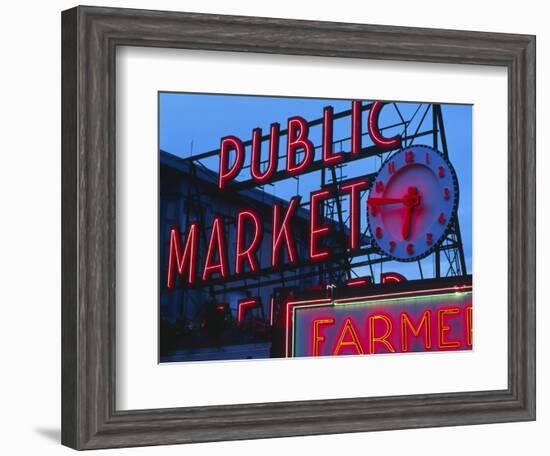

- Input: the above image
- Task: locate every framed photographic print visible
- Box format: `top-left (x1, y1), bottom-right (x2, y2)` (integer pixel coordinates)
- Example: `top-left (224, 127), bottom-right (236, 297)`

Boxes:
top-left (61, 5), bottom-right (536, 450)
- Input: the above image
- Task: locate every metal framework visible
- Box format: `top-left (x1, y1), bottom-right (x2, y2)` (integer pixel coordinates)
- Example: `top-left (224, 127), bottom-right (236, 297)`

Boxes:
top-left (171, 101), bottom-right (468, 298)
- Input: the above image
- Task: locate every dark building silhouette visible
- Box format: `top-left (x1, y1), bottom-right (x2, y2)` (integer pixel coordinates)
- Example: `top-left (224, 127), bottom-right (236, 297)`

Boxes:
top-left (159, 150), bottom-right (361, 360)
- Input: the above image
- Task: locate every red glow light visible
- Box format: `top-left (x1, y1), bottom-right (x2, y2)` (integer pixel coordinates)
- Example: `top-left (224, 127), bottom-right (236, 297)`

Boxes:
top-left (269, 296), bottom-right (275, 326)
top-left (218, 135), bottom-right (244, 190)
top-left (346, 277), bottom-right (371, 287)
top-left (322, 106), bottom-right (343, 165)
top-left (272, 196), bottom-right (300, 267)
top-left (351, 101), bottom-right (362, 155)
top-left (381, 272), bottom-right (407, 284)
top-left (166, 224), bottom-right (198, 288)
top-left (202, 216), bottom-right (229, 281)
top-left (251, 124), bottom-right (279, 184)
top-left (310, 189), bottom-right (332, 262)
top-left (285, 284), bottom-right (472, 357)
top-left (237, 298), bottom-right (258, 323)
top-left (286, 116), bottom-right (314, 176)
top-left (312, 318), bottom-right (335, 356)
top-left (367, 101), bottom-right (402, 150)
top-left (401, 310), bottom-right (432, 352)
top-left (340, 179), bottom-right (369, 250)
top-left (235, 209), bottom-right (262, 275)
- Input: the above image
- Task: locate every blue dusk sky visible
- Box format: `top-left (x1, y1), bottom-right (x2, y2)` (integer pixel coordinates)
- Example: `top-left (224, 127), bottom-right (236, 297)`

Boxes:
top-left (159, 92), bottom-right (472, 281)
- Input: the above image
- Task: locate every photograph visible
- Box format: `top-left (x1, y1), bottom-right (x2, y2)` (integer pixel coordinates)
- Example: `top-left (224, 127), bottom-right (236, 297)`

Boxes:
top-left (159, 94), bottom-right (473, 363)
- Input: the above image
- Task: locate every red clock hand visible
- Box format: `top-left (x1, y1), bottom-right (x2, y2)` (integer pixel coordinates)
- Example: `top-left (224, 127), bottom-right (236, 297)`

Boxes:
top-left (402, 206), bottom-right (413, 240)
top-left (369, 187), bottom-right (420, 240)
top-left (401, 187), bottom-right (421, 240)
top-left (367, 197), bottom-right (405, 206)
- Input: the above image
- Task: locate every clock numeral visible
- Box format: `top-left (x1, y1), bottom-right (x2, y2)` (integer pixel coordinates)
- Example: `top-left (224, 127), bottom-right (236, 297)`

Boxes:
top-left (438, 166), bottom-right (445, 178)
top-left (438, 212), bottom-right (446, 224)
top-left (444, 187), bottom-right (450, 200)
top-left (406, 243), bottom-right (414, 255)
top-left (389, 241), bottom-right (396, 253)
top-left (370, 205), bottom-right (378, 216)
top-left (426, 233), bottom-right (433, 244)
top-left (375, 180), bottom-right (384, 193)
top-left (388, 161), bottom-right (396, 174)
top-left (425, 152), bottom-right (430, 164)
top-left (405, 150), bottom-right (415, 163)
top-left (375, 227), bottom-right (383, 238)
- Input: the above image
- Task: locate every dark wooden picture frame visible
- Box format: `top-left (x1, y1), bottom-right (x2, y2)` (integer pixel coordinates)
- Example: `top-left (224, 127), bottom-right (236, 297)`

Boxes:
top-left (61, 5), bottom-right (536, 450)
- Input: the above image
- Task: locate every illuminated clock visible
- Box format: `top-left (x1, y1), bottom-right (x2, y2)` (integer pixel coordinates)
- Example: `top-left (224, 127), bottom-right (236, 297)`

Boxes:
top-left (366, 145), bottom-right (459, 262)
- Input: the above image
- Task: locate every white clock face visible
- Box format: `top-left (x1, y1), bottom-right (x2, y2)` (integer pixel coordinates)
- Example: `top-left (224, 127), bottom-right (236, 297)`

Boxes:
top-left (367, 145), bottom-right (459, 262)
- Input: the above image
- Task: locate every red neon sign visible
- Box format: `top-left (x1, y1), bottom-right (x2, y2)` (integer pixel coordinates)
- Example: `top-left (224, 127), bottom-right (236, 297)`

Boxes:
top-left (167, 101), bottom-right (407, 288)
top-left (251, 123), bottom-right (279, 184)
top-left (322, 106), bottom-right (343, 165)
top-left (166, 224), bottom-right (198, 288)
top-left (367, 101), bottom-right (402, 150)
top-left (340, 179), bottom-right (369, 250)
top-left (237, 298), bottom-right (258, 323)
top-left (218, 136), bottom-right (244, 190)
top-left (309, 189), bottom-right (332, 262)
top-left (351, 100), bottom-right (362, 155)
top-left (381, 272), bottom-right (407, 284)
top-left (216, 100), bottom-right (402, 189)
top-left (286, 116), bottom-right (314, 176)
top-left (285, 285), bottom-right (472, 358)
top-left (235, 209), bottom-right (261, 275)
top-left (345, 277), bottom-right (372, 287)
top-left (202, 216), bottom-right (229, 281)
top-left (272, 196), bottom-right (300, 267)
